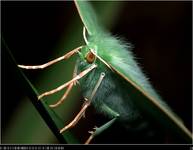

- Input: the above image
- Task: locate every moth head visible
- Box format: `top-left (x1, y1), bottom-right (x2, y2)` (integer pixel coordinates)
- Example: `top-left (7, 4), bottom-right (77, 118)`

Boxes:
top-left (77, 27), bottom-right (97, 64)
top-left (85, 51), bottom-right (96, 64)
top-left (77, 27), bottom-right (112, 70)
top-left (78, 46), bottom-right (96, 64)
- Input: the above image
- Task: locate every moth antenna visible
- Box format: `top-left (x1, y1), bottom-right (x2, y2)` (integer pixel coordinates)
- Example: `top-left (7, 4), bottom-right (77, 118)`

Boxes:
top-left (18, 46), bottom-right (82, 70)
top-left (38, 64), bottom-right (97, 100)
top-left (83, 26), bottom-right (88, 45)
top-left (60, 72), bottom-right (105, 134)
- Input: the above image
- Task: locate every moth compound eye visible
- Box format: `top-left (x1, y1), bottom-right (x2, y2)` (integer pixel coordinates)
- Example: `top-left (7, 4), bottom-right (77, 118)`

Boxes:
top-left (85, 51), bottom-right (95, 64)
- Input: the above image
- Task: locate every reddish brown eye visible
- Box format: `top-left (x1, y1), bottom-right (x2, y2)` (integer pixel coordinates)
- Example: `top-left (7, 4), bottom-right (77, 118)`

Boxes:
top-left (85, 51), bottom-right (95, 63)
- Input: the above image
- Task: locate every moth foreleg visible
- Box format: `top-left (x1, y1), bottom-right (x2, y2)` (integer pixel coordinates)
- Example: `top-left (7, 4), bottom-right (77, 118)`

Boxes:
top-left (38, 64), bottom-right (97, 100)
top-left (18, 46), bottom-right (82, 69)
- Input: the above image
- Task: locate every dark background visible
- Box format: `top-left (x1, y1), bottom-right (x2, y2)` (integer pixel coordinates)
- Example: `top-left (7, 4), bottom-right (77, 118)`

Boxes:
top-left (2, 1), bottom-right (192, 144)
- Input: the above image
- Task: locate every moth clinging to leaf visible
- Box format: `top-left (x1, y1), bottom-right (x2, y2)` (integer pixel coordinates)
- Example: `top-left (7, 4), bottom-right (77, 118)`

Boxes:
top-left (18, 1), bottom-right (193, 144)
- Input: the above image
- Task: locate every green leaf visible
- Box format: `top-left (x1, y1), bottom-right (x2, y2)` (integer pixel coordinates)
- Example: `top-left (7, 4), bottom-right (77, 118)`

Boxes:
top-left (2, 38), bottom-right (79, 144)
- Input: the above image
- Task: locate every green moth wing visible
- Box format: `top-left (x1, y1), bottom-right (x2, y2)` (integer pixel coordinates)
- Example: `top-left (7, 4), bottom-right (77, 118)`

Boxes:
top-left (74, 1), bottom-right (100, 36)
top-left (110, 61), bottom-right (193, 142)
top-left (74, 0), bottom-right (193, 142)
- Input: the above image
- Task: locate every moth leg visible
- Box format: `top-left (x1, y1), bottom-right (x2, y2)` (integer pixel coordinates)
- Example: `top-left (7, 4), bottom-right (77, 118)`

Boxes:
top-left (82, 72), bottom-right (105, 118)
top-left (49, 83), bottom-right (73, 108)
top-left (82, 99), bottom-right (88, 118)
top-left (60, 98), bottom-right (91, 133)
top-left (49, 62), bottom-right (79, 108)
top-left (85, 104), bottom-right (120, 144)
top-left (38, 64), bottom-right (97, 100)
top-left (72, 59), bottom-right (79, 86)
top-left (18, 46), bottom-right (82, 69)
top-left (60, 72), bottom-right (105, 133)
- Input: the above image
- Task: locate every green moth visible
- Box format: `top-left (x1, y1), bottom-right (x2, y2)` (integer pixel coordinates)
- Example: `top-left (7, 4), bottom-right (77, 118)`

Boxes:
top-left (18, 1), bottom-right (192, 144)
